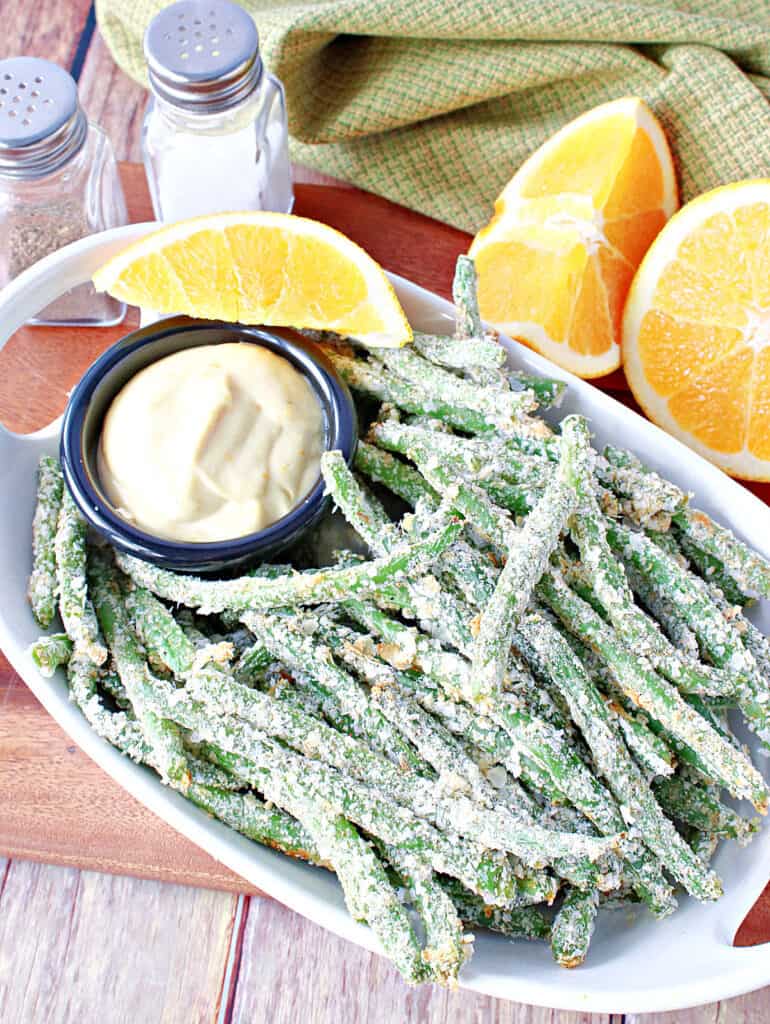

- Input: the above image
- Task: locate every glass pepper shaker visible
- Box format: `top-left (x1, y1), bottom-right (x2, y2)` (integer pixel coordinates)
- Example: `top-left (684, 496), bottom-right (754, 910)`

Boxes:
top-left (0, 57), bottom-right (127, 326)
top-left (142, 0), bottom-right (294, 223)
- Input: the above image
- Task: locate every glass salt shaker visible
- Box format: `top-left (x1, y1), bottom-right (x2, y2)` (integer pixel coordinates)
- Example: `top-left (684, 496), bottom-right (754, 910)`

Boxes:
top-left (142, 0), bottom-right (293, 222)
top-left (0, 57), bottom-right (127, 326)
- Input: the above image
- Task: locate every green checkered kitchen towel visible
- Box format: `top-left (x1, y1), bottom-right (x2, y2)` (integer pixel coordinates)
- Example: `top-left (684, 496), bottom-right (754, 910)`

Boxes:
top-left (96, 0), bottom-right (770, 234)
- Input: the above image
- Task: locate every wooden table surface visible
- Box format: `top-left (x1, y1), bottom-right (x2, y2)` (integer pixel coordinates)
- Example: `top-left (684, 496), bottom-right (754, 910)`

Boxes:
top-left (1, 4), bottom-right (769, 1022)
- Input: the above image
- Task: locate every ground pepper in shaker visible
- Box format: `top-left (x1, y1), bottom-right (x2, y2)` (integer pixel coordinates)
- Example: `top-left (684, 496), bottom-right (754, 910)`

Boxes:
top-left (0, 57), bottom-right (127, 326)
top-left (142, 0), bottom-right (294, 222)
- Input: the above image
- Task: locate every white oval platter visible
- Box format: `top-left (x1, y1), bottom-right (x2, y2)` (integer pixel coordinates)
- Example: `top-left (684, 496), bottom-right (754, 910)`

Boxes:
top-left (0, 223), bottom-right (768, 1014)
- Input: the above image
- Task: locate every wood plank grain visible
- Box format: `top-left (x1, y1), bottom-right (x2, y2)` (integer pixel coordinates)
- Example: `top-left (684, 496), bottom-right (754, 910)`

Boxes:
top-left (230, 895), bottom-right (618, 1024)
top-left (0, 859), bottom-right (237, 1023)
top-left (78, 28), bottom-right (145, 164)
top-left (2, 0), bottom-right (92, 70)
top-left (625, 990), bottom-right (770, 1024)
top-left (0, 309), bottom-right (140, 434)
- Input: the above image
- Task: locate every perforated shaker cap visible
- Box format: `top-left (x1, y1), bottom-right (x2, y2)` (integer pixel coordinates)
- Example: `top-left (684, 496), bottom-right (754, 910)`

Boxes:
top-left (144, 0), bottom-right (262, 113)
top-left (0, 57), bottom-right (87, 178)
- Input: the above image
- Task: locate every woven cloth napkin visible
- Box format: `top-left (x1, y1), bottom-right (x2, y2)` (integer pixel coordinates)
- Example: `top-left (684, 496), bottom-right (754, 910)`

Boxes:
top-left (96, 0), bottom-right (770, 233)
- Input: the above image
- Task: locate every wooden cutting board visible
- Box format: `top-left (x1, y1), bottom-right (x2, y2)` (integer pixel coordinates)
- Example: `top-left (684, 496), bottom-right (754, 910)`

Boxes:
top-left (0, 163), bottom-right (767, 942)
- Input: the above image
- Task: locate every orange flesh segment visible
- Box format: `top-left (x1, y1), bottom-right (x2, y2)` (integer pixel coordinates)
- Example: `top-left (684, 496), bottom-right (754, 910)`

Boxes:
top-left (162, 230), bottom-right (239, 322)
top-left (116, 251), bottom-right (189, 312)
top-left (633, 198), bottom-right (770, 463)
top-left (603, 128), bottom-right (665, 220)
top-left (605, 209), bottom-right (666, 267)
top-left (518, 113), bottom-right (635, 206)
top-left (474, 231), bottom-right (587, 344)
top-left (637, 311), bottom-right (744, 399)
top-left (224, 224), bottom-right (290, 318)
top-left (667, 347), bottom-right (754, 455)
top-left (281, 236), bottom-right (369, 322)
top-left (93, 213), bottom-right (412, 347)
top-left (471, 98), bottom-right (675, 377)
top-left (597, 248), bottom-right (634, 340)
top-left (748, 347), bottom-right (770, 460)
top-left (567, 255), bottom-right (613, 356)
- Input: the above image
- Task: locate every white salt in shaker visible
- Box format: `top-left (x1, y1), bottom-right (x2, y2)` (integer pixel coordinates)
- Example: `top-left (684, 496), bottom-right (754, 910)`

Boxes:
top-left (0, 57), bottom-right (127, 326)
top-left (142, 0), bottom-right (293, 222)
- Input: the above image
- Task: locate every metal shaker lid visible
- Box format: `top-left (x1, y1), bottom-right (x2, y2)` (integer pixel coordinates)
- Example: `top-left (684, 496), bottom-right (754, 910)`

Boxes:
top-left (0, 57), bottom-right (87, 178)
top-left (144, 0), bottom-right (262, 114)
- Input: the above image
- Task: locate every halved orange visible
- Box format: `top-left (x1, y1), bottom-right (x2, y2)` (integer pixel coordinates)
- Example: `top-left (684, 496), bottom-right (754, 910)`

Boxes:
top-left (624, 179), bottom-right (770, 480)
top-left (469, 97), bottom-right (677, 378)
top-left (93, 212), bottom-right (412, 348)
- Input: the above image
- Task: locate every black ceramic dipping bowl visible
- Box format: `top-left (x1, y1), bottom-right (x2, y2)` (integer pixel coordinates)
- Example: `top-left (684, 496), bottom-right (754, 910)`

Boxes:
top-left (60, 316), bottom-right (358, 573)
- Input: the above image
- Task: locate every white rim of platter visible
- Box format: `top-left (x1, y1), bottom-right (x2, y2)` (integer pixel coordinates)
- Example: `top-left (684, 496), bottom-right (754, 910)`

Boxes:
top-left (0, 222), bottom-right (768, 1014)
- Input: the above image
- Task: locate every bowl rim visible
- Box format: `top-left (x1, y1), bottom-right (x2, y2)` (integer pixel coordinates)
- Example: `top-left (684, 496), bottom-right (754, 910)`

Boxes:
top-left (59, 315), bottom-right (358, 569)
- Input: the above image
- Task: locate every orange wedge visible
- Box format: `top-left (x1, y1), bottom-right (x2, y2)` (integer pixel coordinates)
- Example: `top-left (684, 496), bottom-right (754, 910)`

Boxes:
top-left (93, 212), bottom-right (412, 347)
top-left (469, 97), bottom-right (677, 378)
top-left (624, 179), bottom-right (770, 480)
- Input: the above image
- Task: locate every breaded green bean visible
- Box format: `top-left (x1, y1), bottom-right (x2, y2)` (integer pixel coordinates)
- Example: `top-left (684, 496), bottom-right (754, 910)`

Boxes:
top-left (354, 441), bottom-right (438, 508)
top-left (471, 415), bottom-right (588, 702)
top-left (30, 632), bottom-right (72, 678)
top-left (115, 509), bottom-right (462, 615)
top-left (187, 783), bottom-right (327, 866)
top-left (323, 346), bottom-right (496, 434)
top-left (244, 611), bottom-right (425, 773)
top-left (607, 520), bottom-right (770, 750)
top-left (453, 255), bottom-right (483, 338)
top-left (653, 775), bottom-right (759, 844)
top-left (412, 331), bottom-right (505, 371)
top-left (55, 489), bottom-right (107, 665)
top-left (375, 346), bottom-right (535, 427)
top-left (253, 767), bottom-right (427, 984)
top-left (124, 584), bottom-right (196, 676)
top-left (438, 877), bottom-right (552, 941)
top-left (202, 740), bottom-right (520, 907)
top-left (516, 613), bottom-right (722, 901)
top-left (537, 571), bottom-right (768, 812)
top-left (88, 553), bottom-right (190, 788)
top-left (551, 887), bottom-right (599, 968)
top-left (321, 450), bottom-right (399, 553)
top-left (384, 844), bottom-right (469, 984)
top-left (28, 455), bottom-right (63, 628)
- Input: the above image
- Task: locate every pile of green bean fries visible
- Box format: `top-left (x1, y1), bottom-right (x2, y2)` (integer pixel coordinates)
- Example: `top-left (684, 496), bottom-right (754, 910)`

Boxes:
top-left (28, 255), bottom-right (770, 986)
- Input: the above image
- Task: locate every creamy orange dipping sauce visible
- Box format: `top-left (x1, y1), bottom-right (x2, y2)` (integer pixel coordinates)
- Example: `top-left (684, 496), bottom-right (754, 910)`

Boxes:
top-left (98, 343), bottom-right (324, 542)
